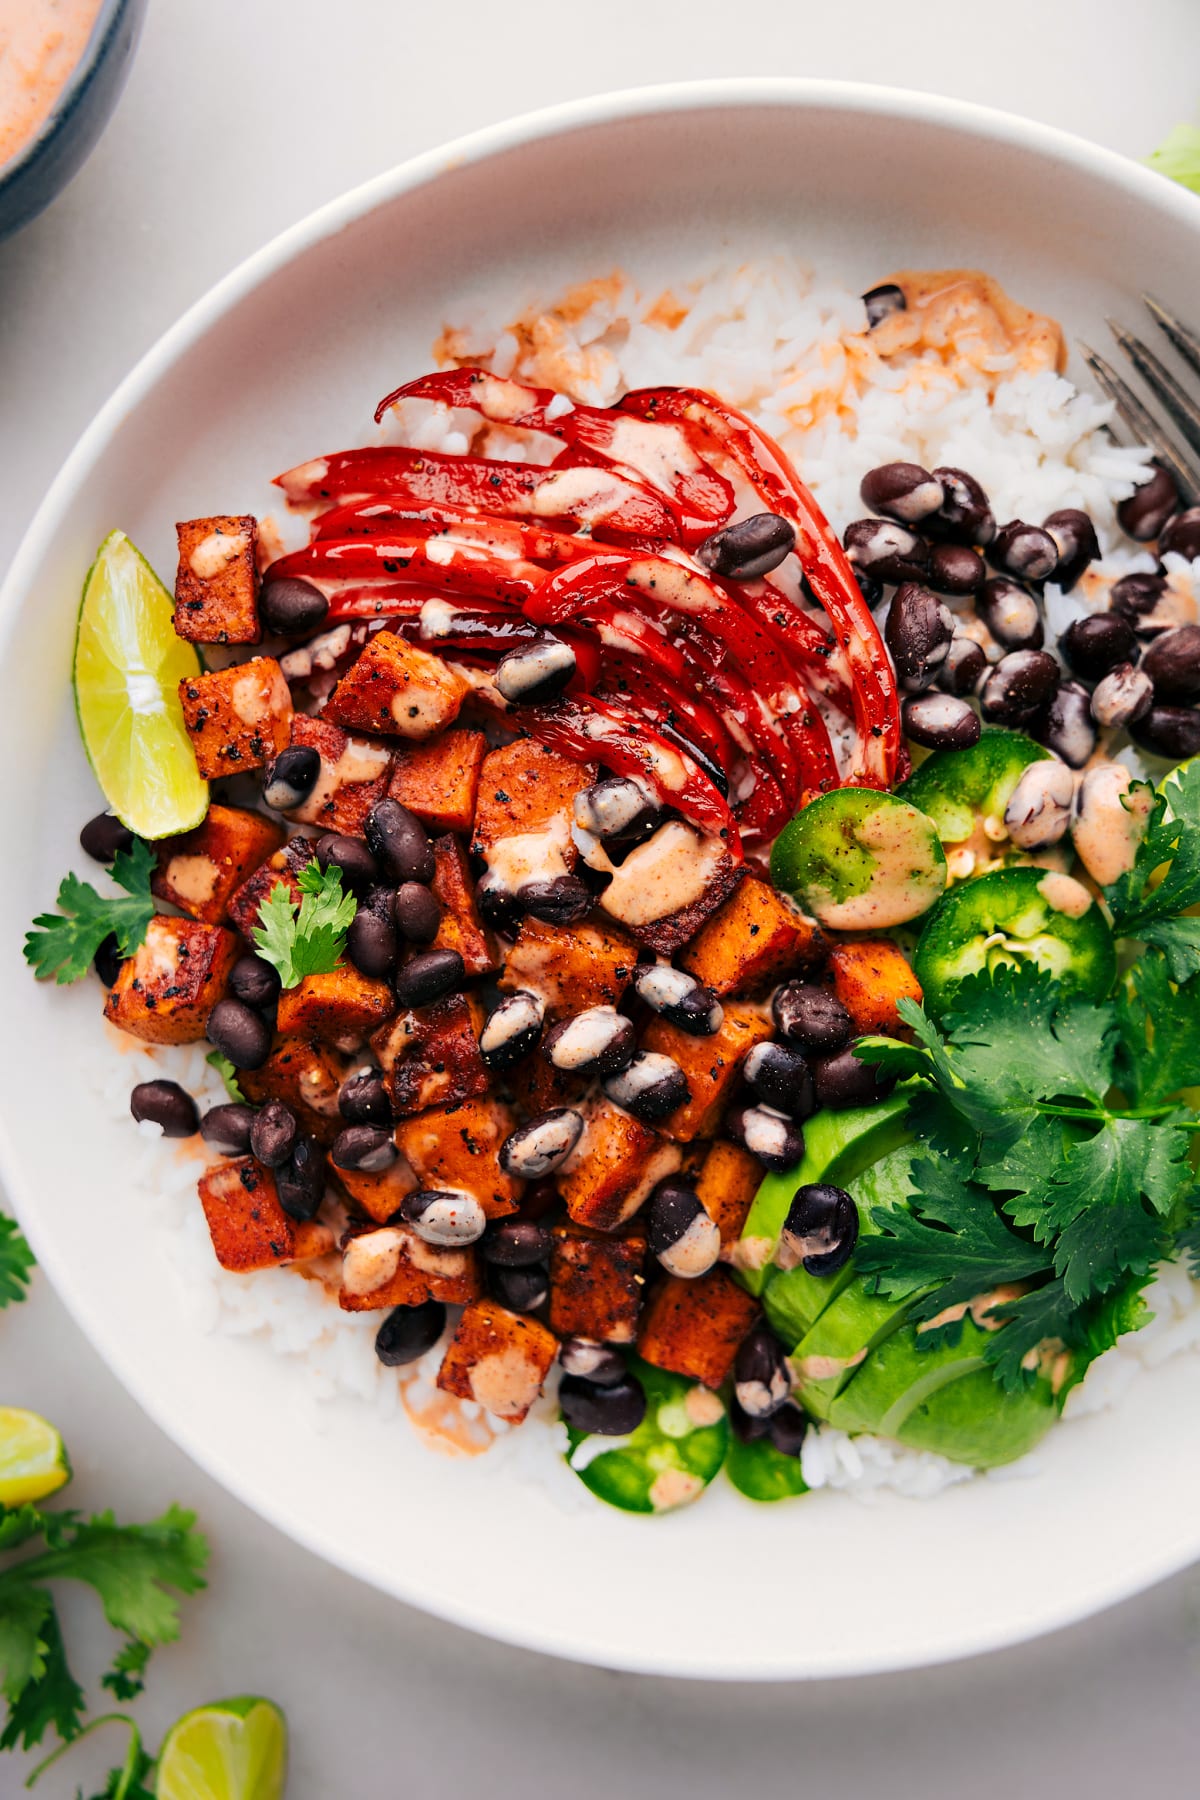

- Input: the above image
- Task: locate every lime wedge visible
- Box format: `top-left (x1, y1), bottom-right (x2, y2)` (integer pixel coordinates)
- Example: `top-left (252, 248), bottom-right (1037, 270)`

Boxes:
top-left (155, 1697), bottom-right (287, 1800)
top-left (0, 1407), bottom-right (70, 1505)
top-left (74, 530), bottom-right (209, 839)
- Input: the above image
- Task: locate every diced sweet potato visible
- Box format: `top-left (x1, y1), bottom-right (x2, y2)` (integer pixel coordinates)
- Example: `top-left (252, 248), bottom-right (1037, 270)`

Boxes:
top-left (437, 1299), bottom-right (558, 1421)
top-left (226, 836), bottom-right (314, 938)
top-left (695, 1141), bottom-right (763, 1248)
top-left (324, 631), bottom-right (468, 739)
top-left (152, 804), bottom-right (283, 925)
top-left (680, 875), bottom-right (825, 996)
top-left (275, 965), bottom-right (396, 1044)
top-left (281, 714), bottom-right (393, 837)
top-left (174, 515), bottom-right (260, 644)
top-left (549, 1222), bottom-right (646, 1343)
top-left (559, 1099), bottom-right (681, 1232)
top-left (370, 993), bottom-right (487, 1117)
top-left (828, 939), bottom-right (922, 1036)
top-left (238, 1036), bottom-right (345, 1144)
top-left (388, 729), bottom-right (486, 834)
top-left (507, 1055), bottom-right (586, 1118)
top-left (395, 1098), bottom-right (521, 1219)
top-left (637, 1267), bottom-right (760, 1388)
top-left (333, 1161), bottom-right (416, 1227)
top-left (198, 1157), bottom-right (333, 1272)
top-left (498, 916), bottom-right (636, 1019)
top-left (600, 829), bottom-right (744, 956)
top-left (104, 915), bottom-right (238, 1045)
top-left (179, 657), bottom-right (292, 778)
top-left (427, 835), bottom-right (497, 977)
top-left (471, 740), bottom-right (596, 862)
top-left (641, 1004), bottom-right (774, 1142)
top-left (338, 1223), bottom-right (480, 1310)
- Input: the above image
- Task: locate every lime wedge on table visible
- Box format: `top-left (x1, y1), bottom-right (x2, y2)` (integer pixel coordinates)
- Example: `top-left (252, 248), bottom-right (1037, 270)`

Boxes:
top-left (74, 530), bottom-right (209, 839)
top-left (156, 1697), bottom-right (287, 1800)
top-left (0, 1407), bottom-right (70, 1505)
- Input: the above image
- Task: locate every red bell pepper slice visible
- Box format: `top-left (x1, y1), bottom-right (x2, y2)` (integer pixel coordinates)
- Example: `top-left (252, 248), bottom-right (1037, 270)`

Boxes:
top-left (309, 496), bottom-right (589, 567)
top-left (264, 531), bottom-right (544, 606)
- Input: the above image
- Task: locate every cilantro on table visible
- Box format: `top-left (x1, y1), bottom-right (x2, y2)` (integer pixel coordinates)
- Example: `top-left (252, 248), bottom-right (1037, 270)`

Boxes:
top-left (1104, 759), bottom-right (1200, 981)
top-left (0, 1215), bottom-right (33, 1310)
top-left (22, 840), bottom-right (156, 986)
top-left (251, 860), bottom-right (357, 988)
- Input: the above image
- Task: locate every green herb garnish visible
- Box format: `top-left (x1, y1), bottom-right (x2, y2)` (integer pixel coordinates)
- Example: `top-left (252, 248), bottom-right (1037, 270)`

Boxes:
top-left (205, 1051), bottom-right (244, 1103)
top-left (0, 1216), bottom-right (33, 1310)
top-left (251, 861), bottom-right (357, 989)
top-left (1147, 121), bottom-right (1200, 195)
top-left (22, 841), bottom-right (156, 986)
top-left (1105, 759), bottom-right (1200, 980)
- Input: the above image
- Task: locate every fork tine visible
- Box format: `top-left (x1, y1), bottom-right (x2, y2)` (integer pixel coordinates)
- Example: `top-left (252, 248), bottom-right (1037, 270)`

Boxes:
top-left (1107, 317), bottom-right (1200, 463)
top-left (1080, 344), bottom-right (1199, 503)
top-left (1143, 293), bottom-right (1200, 382)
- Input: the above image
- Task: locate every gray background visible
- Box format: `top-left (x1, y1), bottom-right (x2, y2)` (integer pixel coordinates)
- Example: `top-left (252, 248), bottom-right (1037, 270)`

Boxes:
top-left (4, 2), bottom-right (1200, 1792)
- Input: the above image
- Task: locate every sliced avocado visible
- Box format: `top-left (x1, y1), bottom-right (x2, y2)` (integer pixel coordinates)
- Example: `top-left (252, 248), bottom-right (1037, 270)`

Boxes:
top-left (788, 1280), bottom-right (921, 1421)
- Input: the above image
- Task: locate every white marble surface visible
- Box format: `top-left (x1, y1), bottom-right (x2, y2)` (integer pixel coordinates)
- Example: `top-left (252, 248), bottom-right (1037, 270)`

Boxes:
top-left (4, 1), bottom-right (1200, 1792)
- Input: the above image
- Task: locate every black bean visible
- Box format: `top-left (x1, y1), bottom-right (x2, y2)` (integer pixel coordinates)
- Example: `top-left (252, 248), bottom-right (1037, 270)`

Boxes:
top-left (201, 1102), bottom-right (257, 1156)
top-left (811, 1046), bottom-right (894, 1110)
top-left (980, 650), bottom-right (1060, 725)
top-left (646, 1180), bottom-right (721, 1278)
top-left (902, 692), bottom-right (981, 751)
top-left (1043, 509), bottom-right (1099, 592)
top-left (1117, 462), bottom-right (1179, 541)
top-left (927, 467), bottom-right (996, 546)
top-left (843, 518), bottom-right (929, 585)
top-left (207, 998), bottom-right (272, 1070)
top-left (393, 948), bottom-right (464, 1008)
top-left (346, 890), bottom-right (398, 979)
top-left (1059, 612), bottom-right (1137, 681)
top-left (781, 1182), bottom-right (859, 1276)
top-left (516, 874), bottom-right (591, 926)
top-left (488, 1263), bottom-right (549, 1312)
top-left (374, 1299), bottom-right (446, 1366)
top-left (249, 1099), bottom-right (298, 1169)
top-left (1129, 705), bottom-right (1200, 760)
top-left (93, 933), bottom-right (123, 987)
top-left (276, 1134), bottom-right (325, 1220)
top-left (479, 991), bottom-right (544, 1070)
top-left (991, 520), bottom-right (1058, 583)
top-left (884, 582), bottom-right (954, 692)
top-left (338, 1069), bottom-right (392, 1126)
top-left (263, 745), bottom-right (321, 812)
top-left (767, 1403), bottom-right (809, 1459)
top-left (399, 1188), bottom-right (487, 1246)
top-left (727, 1103), bottom-right (805, 1172)
top-left (475, 879), bottom-right (524, 936)
top-left (743, 1041), bottom-right (815, 1120)
top-left (130, 1079), bottom-right (199, 1138)
top-left (1160, 506), bottom-right (1200, 561)
top-left (734, 1324), bottom-right (791, 1420)
top-left (697, 512), bottom-right (796, 579)
top-left (494, 637), bottom-right (577, 705)
top-left (559, 1373), bottom-right (647, 1436)
top-left (229, 954), bottom-right (281, 1011)
top-left (602, 1053), bottom-right (690, 1124)
top-left (1090, 663), bottom-right (1154, 730)
top-left (542, 1006), bottom-right (636, 1077)
top-left (259, 576), bottom-right (330, 636)
top-left (392, 881), bottom-right (441, 945)
top-left (772, 983), bottom-right (853, 1055)
top-left (1038, 681), bottom-right (1096, 768)
top-left (633, 964), bottom-right (723, 1036)
top-left (559, 1338), bottom-right (628, 1385)
top-left (855, 570), bottom-right (884, 608)
top-left (1110, 571), bottom-right (1168, 626)
top-left (500, 1109), bottom-right (585, 1178)
top-left (1141, 625), bottom-right (1200, 702)
top-left (331, 1125), bottom-right (397, 1173)
top-left (859, 463), bottom-right (944, 525)
top-left (314, 832), bottom-right (380, 892)
top-left (482, 1220), bottom-right (553, 1267)
top-left (364, 799), bottom-right (435, 886)
top-left (938, 635), bottom-right (988, 696)
top-left (926, 541), bottom-right (986, 596)
top-left (730, 1397), bottom-right (772, 1443)
top-left (863, 283), bottom-right (906, 328)
top-left (1002, 760), bottom-right (1075, 850)
top-left (574, 776), bottom-right (662, 847)
top-left (977, 577), bottom-right (1044, 651)
top-left (79, 812), bottom-right (134, 863)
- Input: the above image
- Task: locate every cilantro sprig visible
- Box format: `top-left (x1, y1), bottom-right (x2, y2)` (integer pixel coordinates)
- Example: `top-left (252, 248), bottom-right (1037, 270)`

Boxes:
top-left (251, 861), bottom-right (357, 989)
top-left (23, 841), bottom-right (156, 986)
top-left (0, 1216), bottom-right (33, 1311)
top-left (1105, 759), bottom-right (1200, 980)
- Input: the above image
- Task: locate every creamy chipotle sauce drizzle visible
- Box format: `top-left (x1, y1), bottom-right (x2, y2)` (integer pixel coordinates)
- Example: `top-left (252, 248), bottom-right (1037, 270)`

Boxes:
top-left (870, 269), bottom-right (1066, 377)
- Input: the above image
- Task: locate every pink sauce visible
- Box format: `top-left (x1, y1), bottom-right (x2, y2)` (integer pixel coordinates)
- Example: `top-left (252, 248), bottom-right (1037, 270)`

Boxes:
top-left (0, 0), bottom-right (104, 168)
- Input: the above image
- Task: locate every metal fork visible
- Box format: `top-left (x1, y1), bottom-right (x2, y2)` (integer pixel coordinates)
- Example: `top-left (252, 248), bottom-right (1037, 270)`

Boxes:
top-left (1081, 296), bottom-right (1200, 506)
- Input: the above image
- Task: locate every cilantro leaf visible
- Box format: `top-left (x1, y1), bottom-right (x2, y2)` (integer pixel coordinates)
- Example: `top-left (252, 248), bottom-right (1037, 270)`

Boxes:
top-left (101, 1637), bottom-right (151, 1702)
top-left (1116, 955), bottom-right (1200, 1106)
top-left (23, 840), bottom-right (156, 986)
top-left (979, 1281), bottom-right (1078, 1393)
top-left (0, 1605), bottom-right (85, 1752)
top-left (205, 1051), bottom-right (244, 1103)
top-left (0, 1212), bottom-right (33, 1308)
top-left (1107, 762), bottom-right (1200, 977)
top-left (251, 860), bottom-right (357, 988)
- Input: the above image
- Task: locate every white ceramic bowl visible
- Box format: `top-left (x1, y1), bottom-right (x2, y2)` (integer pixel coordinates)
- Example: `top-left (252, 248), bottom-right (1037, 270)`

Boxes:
top-left (4, 80), bottom-right (1200, 1681)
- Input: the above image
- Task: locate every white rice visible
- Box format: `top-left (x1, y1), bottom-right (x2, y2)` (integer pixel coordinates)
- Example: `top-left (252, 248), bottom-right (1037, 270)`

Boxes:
top-left (113, 256), bottom-right (1200, 1506)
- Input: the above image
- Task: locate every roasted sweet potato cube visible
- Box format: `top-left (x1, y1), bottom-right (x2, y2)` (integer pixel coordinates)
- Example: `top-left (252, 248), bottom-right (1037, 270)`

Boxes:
top-left (370, 993), bottom-right (487, 1117)
top-left (388, 728), bottom-right (486, 834)
top-left (324, 630), bottom-right (468, 739)
top-left (680, 875), bottom-right (824, 996)
top-left (275, 965), bottom-right (396, 1044)
top-left (198, 1158), bottom-right (334, 1273)
top-left (395, 1098), bottom-right (521, 1219)
top-left (427, 835), bottom-right (496, 977)
top-left (601, 829), bottom-right (744, 956)
top-left (226, 835), bottom-right (315, 938)
top-left (637, 1267), bottom-right (760, 1388)
top-left (174, 515), bottom-right (260, 644)
top-left (695, 1140), bottom-right (763, 1248)
top-left (436, 1299), bottom-right (558, 1421)
top-left (280, 713), bottom-right (392, 837)
top-left (828, 939), bottom-right (923, 1036)
top-left (338, 1223), bottom-right (480, 1310)
top-left (641, 1004), bottom-right (774, 1142)
top-left (549, 1222), bottom-right (646, 1343)
top-left (104, 915), bottom-right (238, 1045)
top-left (152, 804), bottom-right (283, 925)
top-left (471, 740), bottom-right (596, 863)
top-left (498, 916), bottom-right (636, 1019)
top-left (559, 1100), bottom-right (681, 1232)
top-left (238, 1036), bottom-right (345, 1145)
top-left (333, 1161), bottom-right (416, 1227)
top-left (179, 657), bottom-right (291, 779)
top-left (507, 1055), bottom-right (586, 1118)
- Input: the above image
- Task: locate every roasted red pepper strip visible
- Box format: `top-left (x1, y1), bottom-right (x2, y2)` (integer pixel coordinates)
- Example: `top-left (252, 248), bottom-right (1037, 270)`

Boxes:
top-left (597, 651), bottom-right (736, 782)
top-left (275, 445), bottom-right (678, 544)
top-left (617, 386), bottom-right (902, 786)
top-left (264, 532), bottom-right (543, 606)
top-left (309, 496), bottom-right (590, 567)
top-left (374, 369), bottom-right (733, 545)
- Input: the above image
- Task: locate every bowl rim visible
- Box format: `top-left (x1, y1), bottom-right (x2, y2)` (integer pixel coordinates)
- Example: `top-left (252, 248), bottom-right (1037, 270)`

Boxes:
top-left (4, 76), bottom-right (1200, 1681)
top-left (0, 0), bottom-right (135, 190)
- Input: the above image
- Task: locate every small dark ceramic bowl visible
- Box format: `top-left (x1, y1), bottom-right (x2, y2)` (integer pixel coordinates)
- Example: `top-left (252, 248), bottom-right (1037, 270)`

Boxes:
top-left (0, 0), bottom-right (148, 240)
